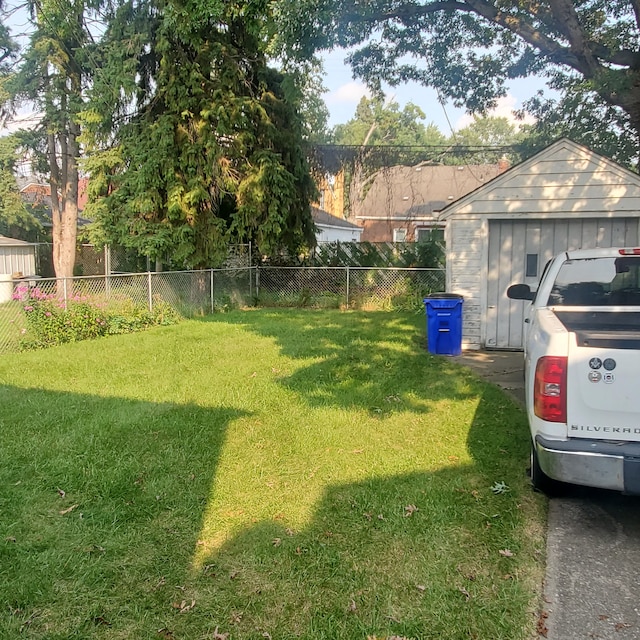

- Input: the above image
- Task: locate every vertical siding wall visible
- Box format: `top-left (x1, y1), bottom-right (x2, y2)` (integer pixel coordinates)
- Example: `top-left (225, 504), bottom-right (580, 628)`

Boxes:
top-left (445, 218), bottom-right (485, 350)
top-left (0, 247), bottom-right (36, 275)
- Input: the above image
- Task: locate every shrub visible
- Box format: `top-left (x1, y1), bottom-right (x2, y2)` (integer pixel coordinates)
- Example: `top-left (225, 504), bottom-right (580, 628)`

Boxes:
top-left (16, 288), bottom-right (181, 350)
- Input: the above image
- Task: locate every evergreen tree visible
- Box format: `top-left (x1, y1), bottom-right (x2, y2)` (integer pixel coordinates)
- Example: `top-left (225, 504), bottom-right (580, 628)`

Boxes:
top-left (83, 0), bottom-right (317, 267)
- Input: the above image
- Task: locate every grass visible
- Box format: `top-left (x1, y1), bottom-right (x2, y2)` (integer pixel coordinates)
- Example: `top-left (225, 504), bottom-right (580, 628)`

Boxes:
top-left (0, 309), bottom-right (546, 640)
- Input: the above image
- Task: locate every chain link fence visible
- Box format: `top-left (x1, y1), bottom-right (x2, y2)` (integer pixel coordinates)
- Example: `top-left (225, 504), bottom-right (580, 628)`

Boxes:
top-left (0, 265), bottom-right (444, 353)
top-left (256, 266), bottom-right (445, 309)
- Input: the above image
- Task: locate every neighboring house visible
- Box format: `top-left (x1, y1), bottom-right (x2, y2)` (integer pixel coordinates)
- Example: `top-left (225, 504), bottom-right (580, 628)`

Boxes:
top-left (18, 176), bottom-right (90, 229)
top-left (353, 161), bottom-right (508, 242)
top-left (441, 138), bottom-right (640, 351)
top-left (315, 170), bottom-right (346, 220)
top-left (312, 207), bottom-right (363, 243)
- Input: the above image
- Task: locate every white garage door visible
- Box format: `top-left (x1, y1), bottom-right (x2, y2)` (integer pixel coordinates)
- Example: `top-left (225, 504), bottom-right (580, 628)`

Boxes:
top-left (485, 218), bottom-right (640, 349)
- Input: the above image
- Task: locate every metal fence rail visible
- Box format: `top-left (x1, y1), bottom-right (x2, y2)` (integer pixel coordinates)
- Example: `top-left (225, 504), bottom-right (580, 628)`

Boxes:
top-left (0, 266), bottom-right (444, 353)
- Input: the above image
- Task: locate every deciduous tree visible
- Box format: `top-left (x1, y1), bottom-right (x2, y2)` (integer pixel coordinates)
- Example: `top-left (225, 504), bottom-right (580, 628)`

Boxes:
top-left (278, 0), bottom-right (640, 159)
top-left (8, 0), bottom-right (95, 279)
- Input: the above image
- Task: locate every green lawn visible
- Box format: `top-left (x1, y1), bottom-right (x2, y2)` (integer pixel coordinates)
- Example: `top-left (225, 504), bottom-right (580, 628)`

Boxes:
top-left (0, 309), bottom-right (546, 640)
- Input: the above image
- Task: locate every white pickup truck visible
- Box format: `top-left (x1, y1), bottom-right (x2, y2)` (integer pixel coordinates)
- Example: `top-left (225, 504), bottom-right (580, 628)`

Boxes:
top-left (507, 247), bottom-right (640, 495)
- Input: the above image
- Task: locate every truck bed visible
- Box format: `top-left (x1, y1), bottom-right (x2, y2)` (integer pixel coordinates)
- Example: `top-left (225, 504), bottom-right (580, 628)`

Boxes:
top-left (554, 310), bottom-right (640, 349)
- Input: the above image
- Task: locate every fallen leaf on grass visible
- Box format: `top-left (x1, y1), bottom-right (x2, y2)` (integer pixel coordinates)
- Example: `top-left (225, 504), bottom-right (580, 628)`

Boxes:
top-left (348, 599), bottom-right (357, 612)
top-left (229, 611), bottom-right (243, 624)
top-left (5, 536), bottom-right (16, 543)
top-left (599, 615), bottom-right (610, 621)
top-left (352, 448), bottom-right (364, 454)
top-left (59, 504), bottom-right (79, 515)
top-left (499, 549), bottom-right (514, 557)
top-left (491, 481), bottom-right (510, 494)
top-left (57, 488), bottom-right (66, 498)
top-left (157, 628), bottom-right (175, 639)
top-left (93, 616), bottom-right (111, 626)
top-left (458, 586), bottom-right (471, 601)
top-left (172, 599), bottom-right (196, 613)
top-left (272, 538), bottom-right (282, 547)
top-left (84, 544), bottom-right (105, 554)
top-left (416, 584), bottom-right (427, 592)
top-left (404, 504), bottom-right (418, 517)
top-left (211, 627), bottom-right (230, 639)
top-left (536, 610), bottom-right (549, 637)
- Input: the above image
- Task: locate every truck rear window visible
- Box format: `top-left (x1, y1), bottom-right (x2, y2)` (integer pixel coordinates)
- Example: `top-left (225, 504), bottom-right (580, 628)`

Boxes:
top-left (547, 256), bottom-right (640, 306)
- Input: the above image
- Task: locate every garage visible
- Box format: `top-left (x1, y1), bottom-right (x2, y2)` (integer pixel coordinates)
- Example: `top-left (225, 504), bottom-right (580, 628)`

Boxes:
top-left (441, 139), bottom-right (640, 350)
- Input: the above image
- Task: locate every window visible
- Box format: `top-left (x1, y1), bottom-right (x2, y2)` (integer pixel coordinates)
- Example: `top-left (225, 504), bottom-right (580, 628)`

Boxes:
top-left (393, 228), bottom-right (407, 242)
top-left (416, 227), bottom-right (445, 243)
top-left (526, 254), bottom-right (538, 278)
top-left (548, 256), bottom-right (640, 306)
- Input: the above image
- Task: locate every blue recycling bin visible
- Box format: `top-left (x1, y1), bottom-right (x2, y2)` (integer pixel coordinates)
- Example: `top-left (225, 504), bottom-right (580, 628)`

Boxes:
top-left (424, 293), bottom-right (464, 356)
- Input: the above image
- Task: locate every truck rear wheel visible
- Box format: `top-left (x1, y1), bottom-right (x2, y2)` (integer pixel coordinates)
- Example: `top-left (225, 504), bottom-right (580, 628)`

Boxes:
top-left (530, 444), bottom-right (559, 496)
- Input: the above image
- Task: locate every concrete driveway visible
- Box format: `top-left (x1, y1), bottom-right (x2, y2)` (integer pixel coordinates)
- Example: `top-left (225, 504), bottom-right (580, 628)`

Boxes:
top-left (455, 350), bottom-right (640, 640)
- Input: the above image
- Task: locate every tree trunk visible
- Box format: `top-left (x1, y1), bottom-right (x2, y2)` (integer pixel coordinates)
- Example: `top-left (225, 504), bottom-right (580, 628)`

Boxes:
top-left (50, 84), bottom-right (80, 288)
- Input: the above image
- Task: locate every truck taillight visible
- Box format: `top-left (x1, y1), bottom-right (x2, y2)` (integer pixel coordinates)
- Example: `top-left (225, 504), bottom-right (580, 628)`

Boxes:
top-left (534, 356), bottom-right (567, 423)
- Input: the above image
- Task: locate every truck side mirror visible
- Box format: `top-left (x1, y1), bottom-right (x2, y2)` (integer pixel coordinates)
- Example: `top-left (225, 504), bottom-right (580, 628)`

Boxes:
top-left (507, 283), bottom-right (535, 301)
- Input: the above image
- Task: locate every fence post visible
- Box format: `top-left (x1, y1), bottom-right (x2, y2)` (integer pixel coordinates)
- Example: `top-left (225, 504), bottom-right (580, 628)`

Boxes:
top-left (255, 266), bottom-right (260, 302)
top-left (105, 245), bottom-right (112, 299)
top-left (346, 266), bottom-right (350, 308)
top-left (147, 271), bottom-right (153, 312)
top-left (210, 269), bottom-right (215, 314)
top-left (63, 277), bottom-right (68, 311)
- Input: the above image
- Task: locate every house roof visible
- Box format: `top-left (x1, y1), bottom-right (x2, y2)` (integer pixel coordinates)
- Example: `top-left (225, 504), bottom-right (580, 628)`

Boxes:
top-left (354, 163), bottom-right (505, 220)
top-left (439, 138), bottom-right (640, 220)
top-left (312, 207), bottom-right (362, 231)
top-left (0, 235), bottom-right (36, 247)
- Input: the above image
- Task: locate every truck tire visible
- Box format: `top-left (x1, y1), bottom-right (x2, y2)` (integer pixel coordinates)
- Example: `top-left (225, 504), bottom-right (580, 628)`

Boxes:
top-left (530, 443), bottom-right (559, 496)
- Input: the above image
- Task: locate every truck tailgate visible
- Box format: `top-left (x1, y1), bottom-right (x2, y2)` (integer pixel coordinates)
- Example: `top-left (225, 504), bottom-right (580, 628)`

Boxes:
top-left (567, 341), bottom-right (640, 441)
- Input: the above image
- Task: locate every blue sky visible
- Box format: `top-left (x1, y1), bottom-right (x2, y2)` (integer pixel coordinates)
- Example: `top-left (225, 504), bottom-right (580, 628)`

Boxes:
top-left (321, 47), bottom-right (540, 133)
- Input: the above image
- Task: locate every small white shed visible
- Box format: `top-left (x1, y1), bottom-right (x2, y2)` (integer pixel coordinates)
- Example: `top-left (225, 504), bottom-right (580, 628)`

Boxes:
top-left (0, 235), bottom-right (38, 303)
top-left (313, 207), bottom-right (363, 243)
top-left (441, 139), bottom-right (640, 351)
top-left (0, 235), bottom-right (37, 276)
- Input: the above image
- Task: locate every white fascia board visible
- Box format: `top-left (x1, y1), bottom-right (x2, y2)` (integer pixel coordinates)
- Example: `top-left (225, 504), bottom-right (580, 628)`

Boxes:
top-left (355, 215), bottom-right (442, 222)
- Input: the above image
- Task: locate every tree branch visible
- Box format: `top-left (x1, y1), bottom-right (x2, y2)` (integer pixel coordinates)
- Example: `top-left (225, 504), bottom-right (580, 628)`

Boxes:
top-left (630, 0), bottom-right (640, 32)
top-left (343, 0), bottom-right (631, 76)
top-left (547, 0), bottom-right (600, 76)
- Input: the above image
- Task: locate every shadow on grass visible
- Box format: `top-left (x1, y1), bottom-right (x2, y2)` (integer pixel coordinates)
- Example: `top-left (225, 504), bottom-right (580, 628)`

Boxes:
top-left (182, 312), bottom-right (543, 640)
top-left (0, 313), bottom-right (543, 639)
top-left (200, 309), bottom-right (480, 415)
top-left (188, 385), bottom-right (540, 640)
top-left (0, 384), bottom-right (245, 639)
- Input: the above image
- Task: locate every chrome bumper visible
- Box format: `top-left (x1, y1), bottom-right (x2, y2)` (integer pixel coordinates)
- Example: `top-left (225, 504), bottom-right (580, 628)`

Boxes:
top-left (535, 435), bottom-right (640, 494)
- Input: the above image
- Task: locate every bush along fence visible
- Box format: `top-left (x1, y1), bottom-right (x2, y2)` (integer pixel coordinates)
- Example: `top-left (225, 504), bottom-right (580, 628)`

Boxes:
top-left (0, 265), bottom-right (445, 353)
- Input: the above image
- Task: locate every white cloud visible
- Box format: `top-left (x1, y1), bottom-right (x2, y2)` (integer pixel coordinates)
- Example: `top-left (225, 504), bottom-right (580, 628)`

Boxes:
top-left (454, 95), bottom-right (535, 130)
top-left (326, 81), bottom-right (371, 106)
